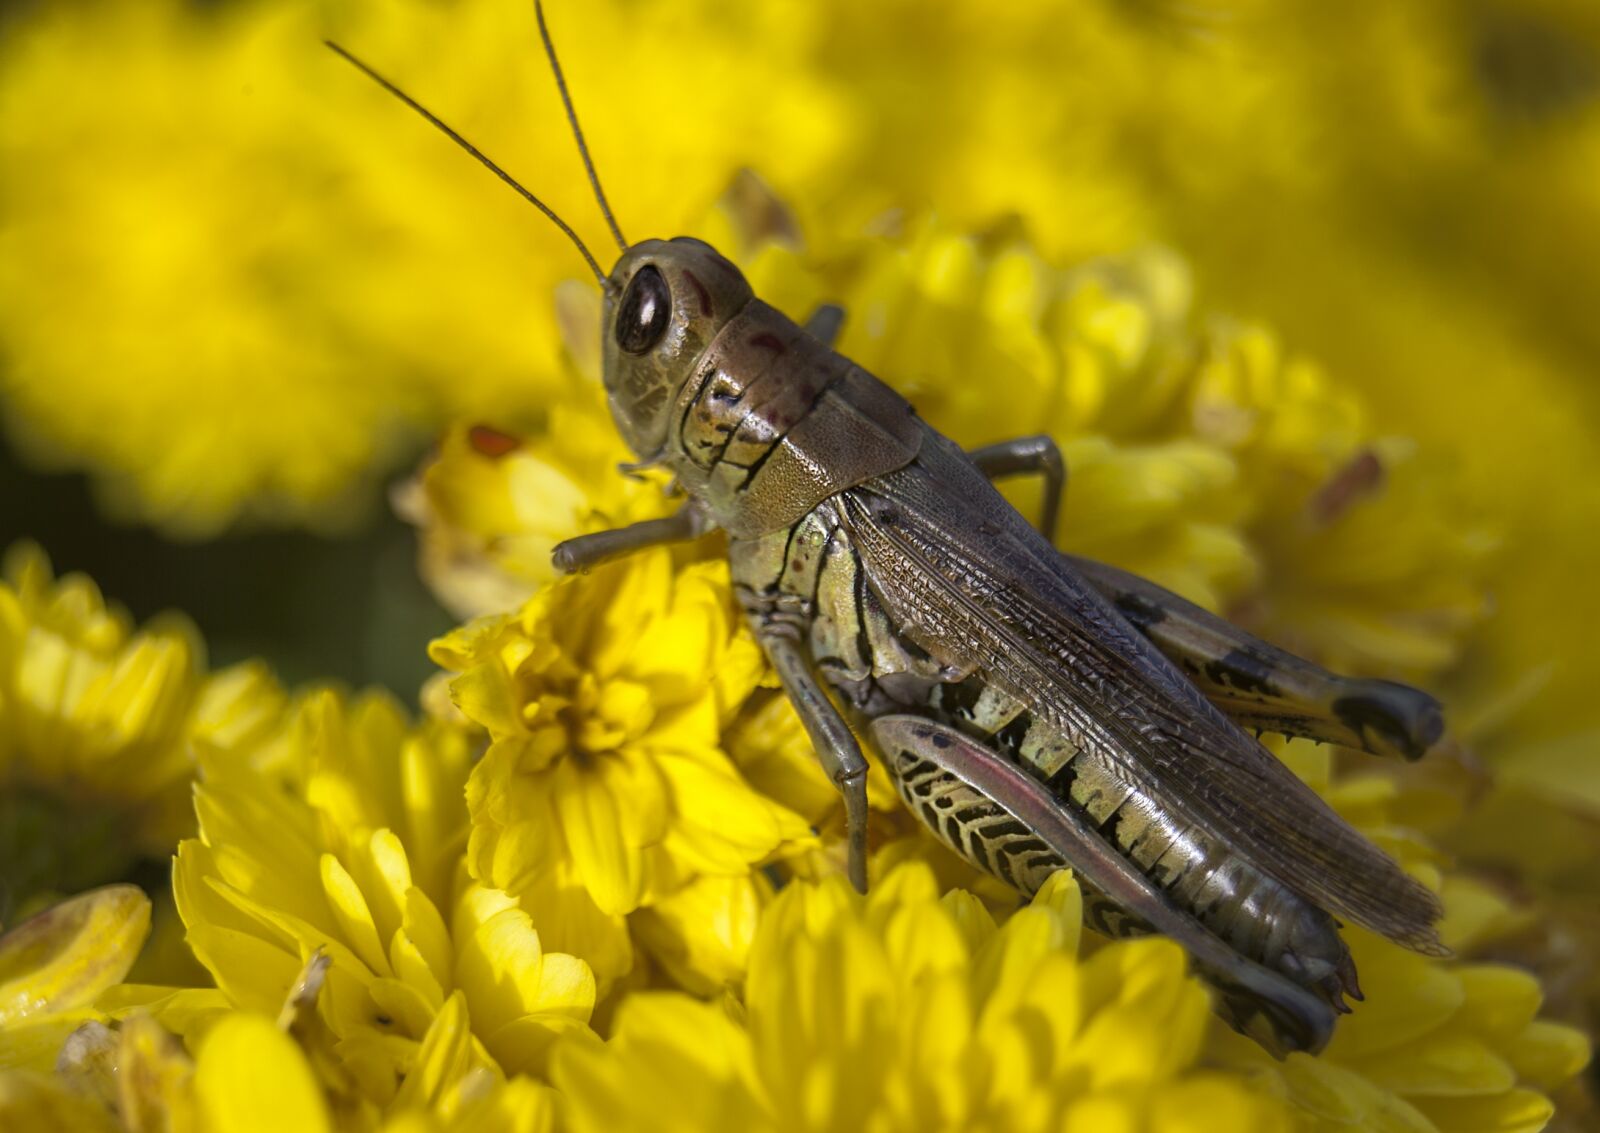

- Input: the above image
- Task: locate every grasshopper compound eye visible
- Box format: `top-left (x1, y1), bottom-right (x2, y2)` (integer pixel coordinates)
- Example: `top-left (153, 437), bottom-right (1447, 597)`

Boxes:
top-left (617, 264), bottom-right (671, 354)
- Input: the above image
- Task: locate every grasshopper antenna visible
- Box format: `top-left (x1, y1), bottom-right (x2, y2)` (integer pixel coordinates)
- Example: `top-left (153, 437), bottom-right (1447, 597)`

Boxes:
top-left (535, 0), bottom-right (628, 252)
top-left (324, 39), bottom-right (612, 290)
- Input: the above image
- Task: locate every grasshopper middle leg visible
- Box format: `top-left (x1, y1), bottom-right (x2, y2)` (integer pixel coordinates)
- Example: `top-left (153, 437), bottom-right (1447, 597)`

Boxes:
top-left (803, 303), bottom-right (847, 349)
top-left (761, 630), bottom-right (870, 894)
top-left (968, 435), bottom-right (1065, 540)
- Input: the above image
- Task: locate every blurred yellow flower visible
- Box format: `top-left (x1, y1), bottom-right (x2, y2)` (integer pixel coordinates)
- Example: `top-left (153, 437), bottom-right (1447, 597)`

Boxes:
top-left (0, 543), bottom-right (285, 919)
top-left (554, 863), bottom-right (1293, 1132)
top-left (174, 688), bottom-right (595, 1106)
top-left (0, 0), bottom-right (851, 534)
top-left (429, 550), bottom-right (813, 988)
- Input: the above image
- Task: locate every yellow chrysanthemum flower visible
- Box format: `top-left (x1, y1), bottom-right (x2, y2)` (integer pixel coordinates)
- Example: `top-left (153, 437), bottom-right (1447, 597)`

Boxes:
top-left (553, 863), bottom-right (1293, 1132)
top-left (429, 550), bottom-right (814, 989)
top-left (173, 688), bottom-right (595, 1106)
top-left (0, 543), bottom-right (285, 920)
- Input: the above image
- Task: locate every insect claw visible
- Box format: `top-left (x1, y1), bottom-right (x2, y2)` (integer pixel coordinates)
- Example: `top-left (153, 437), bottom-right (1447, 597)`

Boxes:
top-left (1338, 951), bottom-right (1363, 1003)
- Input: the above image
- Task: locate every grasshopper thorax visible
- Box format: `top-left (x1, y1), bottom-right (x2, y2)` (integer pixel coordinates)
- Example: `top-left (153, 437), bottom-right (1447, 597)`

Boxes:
top-left (601, 238), bottom-right (754, 459)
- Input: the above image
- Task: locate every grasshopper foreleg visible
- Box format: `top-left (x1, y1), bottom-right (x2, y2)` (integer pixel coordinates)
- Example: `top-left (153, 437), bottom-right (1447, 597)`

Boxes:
top-left (761, 630), bottom-right (871, 893)
top-left (1066, 555), bottom-right (1444, 760)
top-left (967, 435), bottom-right (1065, 540)
top-left (550, 504), bottom-right (715, 574)
top-left (803, 303), bottom-right (847, 349)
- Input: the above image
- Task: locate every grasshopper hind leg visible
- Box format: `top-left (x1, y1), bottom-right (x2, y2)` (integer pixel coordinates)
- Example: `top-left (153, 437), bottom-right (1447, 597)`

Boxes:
top-left (871, 714), bottom-right (1338, 1056)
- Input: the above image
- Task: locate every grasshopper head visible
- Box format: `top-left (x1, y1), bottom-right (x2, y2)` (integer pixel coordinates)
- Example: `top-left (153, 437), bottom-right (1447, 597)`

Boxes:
top-left (601, 237), bottom-right (753, 459)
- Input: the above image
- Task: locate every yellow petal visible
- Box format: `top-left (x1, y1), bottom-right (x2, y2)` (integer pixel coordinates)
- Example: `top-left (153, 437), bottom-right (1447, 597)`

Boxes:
top-left (1342, 1032), bottom-right (1516, 1097)
top-left (391, 990), bottom-right (474, 1113)
top-left (449, 1075), bottom-right (560, 1133)
top-left (1449, 965), bottom-right (1543, 1042)
top-left (657, 752), bottom-right (814, 876)
top-left (319, 853), bottom-right (388, 977)
top-left (553, 994), bottom-right (757, 1133)
top-left (0, 884), bottom-right (150, 1024)
top-left (1324, 933), bottom-right (1465, 1059)
top-left (454, 886), bottom-right (595, 1039)
top-left (447, 659), bottom-right (524, 743)
top-left (496, 863), bottom-right (633, 991)
top-left (1503, 1020), bottom-right (1591, 1092)
top-left (192, 1013), bottom-right (330, 1133)
top-left (1411, 1088), bottom-right (1555, 1133)
top-left (631, 872), bottom-right (770, 995)
top-left (481, 1012), bottom-right (593, 1078)
top-left (554, 756), bottom-right (648, 916)
top-left (1149, 1074), bottom-right (1295, 1133)
top-left (391, 889), bottom-right (452, 1009)
top-left (1277, 1054), bottom-right (1434, 1130)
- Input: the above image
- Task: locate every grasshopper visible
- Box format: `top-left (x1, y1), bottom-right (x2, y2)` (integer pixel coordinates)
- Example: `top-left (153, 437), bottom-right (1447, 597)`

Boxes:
top-left (329, 2), bottom-right (1447, 1056)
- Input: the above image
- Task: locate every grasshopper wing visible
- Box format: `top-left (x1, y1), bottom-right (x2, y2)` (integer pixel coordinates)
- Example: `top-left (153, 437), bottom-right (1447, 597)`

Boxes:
top-left (839, 430), bottom-right (1445, 954)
